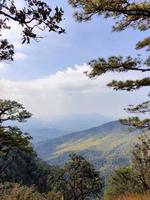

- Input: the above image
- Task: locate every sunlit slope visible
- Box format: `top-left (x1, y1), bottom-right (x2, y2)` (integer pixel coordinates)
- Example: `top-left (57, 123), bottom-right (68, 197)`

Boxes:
top-left (36, 121), bottom-right (140, 174)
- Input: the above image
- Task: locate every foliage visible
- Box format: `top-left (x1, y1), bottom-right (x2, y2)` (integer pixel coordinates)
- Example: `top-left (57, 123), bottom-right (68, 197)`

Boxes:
top-left (105, 133), bottom-right (150, 199)
top-left (131, 134), bottom-right (150, 192)
top-left (0, 182), bottom-right (63, 200)
top-left (104, 167), bottom-right (135, 200)
top-left (0, 128), bottom-right (59, 193)
top-left (0, 99), bottom-right (34, 176)
top-left (0, 0), bottom-right (65, 61)
top-left (0, 99), bottom-right (53, 193)
top-left (0, 127), bottom-right (34, 178)
top-left (68, 0), bottom-right (150, 130)
top-left (0, 153), bottom-right (103, 199)
top-left (68, 0), bottom-right (150, 29)
top-left (47, 165), bottom-right (65, 194)
top-left (58, 153), bottom-right (102, 200)
top-left (0, 99), bottom-right (32, 123)
top-left (30, 159), bottom-right (55, 193)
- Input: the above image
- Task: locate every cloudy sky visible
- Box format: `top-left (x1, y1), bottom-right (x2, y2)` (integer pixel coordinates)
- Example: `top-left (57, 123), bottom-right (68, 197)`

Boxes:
top-left (0, 0), bottom-right (149, 122)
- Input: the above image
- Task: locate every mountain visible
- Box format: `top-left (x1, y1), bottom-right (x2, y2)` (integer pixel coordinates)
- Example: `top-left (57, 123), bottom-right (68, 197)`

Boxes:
top-left (7, 118), bottom-right (69, 143)
top-left (35, 121), bottom-right (141, 175)
top-left (25, 128), bottom-right (68, 144)
top-left (49, 114), bottom-right (114, 131)
top-left (11, 114), bottom-right (114, 143)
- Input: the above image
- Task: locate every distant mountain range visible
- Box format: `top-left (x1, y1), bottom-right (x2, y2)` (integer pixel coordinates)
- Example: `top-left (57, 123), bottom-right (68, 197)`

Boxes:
top-left (25, 128), bottom-right (68, 144)
top-left (49, 113), bottom-right (114, 131)
top-left (11, 120), bottom-right (69, 144)
top-left (35, 121), bottom-right (141, 175)
top-left (15, 113), bottom-right (114, 143)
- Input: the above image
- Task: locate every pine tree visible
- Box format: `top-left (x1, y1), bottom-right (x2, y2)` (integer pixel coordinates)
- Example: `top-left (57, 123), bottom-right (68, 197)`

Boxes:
top-left (0, 99), bottom-right (34, 176)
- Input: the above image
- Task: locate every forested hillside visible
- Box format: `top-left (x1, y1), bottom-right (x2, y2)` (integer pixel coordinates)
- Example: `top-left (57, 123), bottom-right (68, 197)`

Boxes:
top-left (36, 121), bottom-right (140, 174)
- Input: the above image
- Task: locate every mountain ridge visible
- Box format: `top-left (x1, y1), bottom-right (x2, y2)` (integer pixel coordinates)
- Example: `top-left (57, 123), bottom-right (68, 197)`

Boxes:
top-left (37, 120), bottom-right (122, 143)
top-left (35, 120), bottom-right (140, 175)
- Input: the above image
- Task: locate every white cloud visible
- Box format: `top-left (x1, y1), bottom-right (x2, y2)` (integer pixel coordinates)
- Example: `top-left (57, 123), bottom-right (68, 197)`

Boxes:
top-left (14, 52), bottom-right (27, 60)
top-left (0, 63), bottom-right (6, 70)
top-left (0, 64), bottom-right (147, 121)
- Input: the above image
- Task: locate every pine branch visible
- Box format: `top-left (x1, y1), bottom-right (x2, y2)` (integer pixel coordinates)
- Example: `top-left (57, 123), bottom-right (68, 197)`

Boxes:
top-left (69, 0), bottom-right (150, 31)
top-left (120, 117), bottom-right (150, 130)
top-left (107, 78), bottom-right (150, 91)
top-left (136, 37), bottom-right (150, 51)
top-left (87, 56), bottom-right (150, 78)
top-left (126, 101), bottom-right (150, 114)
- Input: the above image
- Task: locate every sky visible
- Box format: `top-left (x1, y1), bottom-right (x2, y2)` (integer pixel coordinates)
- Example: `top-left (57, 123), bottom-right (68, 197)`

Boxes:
top-left (0, 0), bottom-right (149, 122)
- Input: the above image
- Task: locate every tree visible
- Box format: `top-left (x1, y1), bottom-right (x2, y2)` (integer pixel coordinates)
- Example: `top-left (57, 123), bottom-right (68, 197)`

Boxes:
top-left (131, 134), bottom-right (150, 192)
top-left (0, 100), bottom-right (50, 192)
top-left (59, 154), bottom-right (102, 200)
top-left (105, 134), bottom-right (150, 199)
top-left (0, 127), bottom-right (34, 177)
top-left (0, 99), bottom-right (34, 177)
top-left (30, 159), bottom-right (53, 193)
top-left (104, 167), bottom-right (135, 200)
top-left (0, 0), bottom-right (65, 61)
top-left (0, 99), bottom-right (31, 124)
top-left (68, 0), bottom-right (150, 130)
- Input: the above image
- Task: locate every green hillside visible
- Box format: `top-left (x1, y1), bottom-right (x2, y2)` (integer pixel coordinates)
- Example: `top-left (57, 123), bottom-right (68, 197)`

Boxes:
top-left (35, 121), bottom-right (140, 175)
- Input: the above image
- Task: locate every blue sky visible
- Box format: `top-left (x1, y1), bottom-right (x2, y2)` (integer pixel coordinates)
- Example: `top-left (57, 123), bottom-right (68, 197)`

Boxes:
top-left (1, 0), bottom-right (148, 80)
top-left (0, 0), bottom-right (149, 122)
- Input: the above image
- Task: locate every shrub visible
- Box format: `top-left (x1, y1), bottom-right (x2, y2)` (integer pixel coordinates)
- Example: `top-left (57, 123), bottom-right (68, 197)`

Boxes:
top-left (0, 183), bottom-right (63, 200)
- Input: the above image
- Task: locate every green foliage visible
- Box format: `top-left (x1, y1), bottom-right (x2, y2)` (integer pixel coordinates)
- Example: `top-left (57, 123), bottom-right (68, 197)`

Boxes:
top-left (0, 182), bottom-right (63, 200)
top-left (0, 99), bottom-right (34, 178)
top-left (121, 117), bottom-right (150, 131)
top-left (0, 127), bottom-right (64, 193)
top-left (68, 0), bottom-right (150, 31)
top-left (0, 100), bottom-right (65, 194)
top-left (69, 0), bottom-right (150, 130)
top-left (30, 159), bottom-right (54, 193)
top-left (105, 134), bottom-right (150, 199)
top-left (87, 56), bottom-right (148, 78)
top-left (104, 167), bottom-right (134, 200)
top-left (0, 99), bottom-right (32, 123)
top-left (47, 165), bottom-right (65, 193)
top-left (0, 127), bottom-right (34, 176)
top-left (136, 37), bottom-right (150, 51)
top-left (0, 99), bottom-right (53, 193)
top-left (107, 78), bottom-right (150, 91)
top-left (59, 154), bottom-right (102, 200)
top-left (131, 134), bottom-right (150, 192)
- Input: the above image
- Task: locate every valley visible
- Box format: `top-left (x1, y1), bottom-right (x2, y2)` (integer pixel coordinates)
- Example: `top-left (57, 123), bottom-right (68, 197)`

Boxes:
top-left (36, 121), bottom-right (140, 175)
